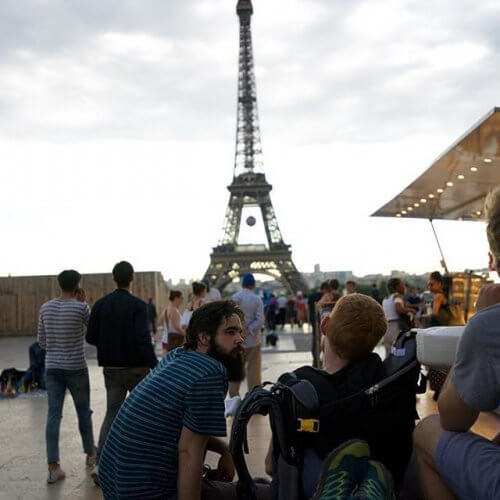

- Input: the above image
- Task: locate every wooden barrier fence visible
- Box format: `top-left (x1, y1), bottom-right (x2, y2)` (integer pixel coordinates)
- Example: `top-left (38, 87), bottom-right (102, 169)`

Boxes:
top-left (0, 272), bottom-right (168, 336)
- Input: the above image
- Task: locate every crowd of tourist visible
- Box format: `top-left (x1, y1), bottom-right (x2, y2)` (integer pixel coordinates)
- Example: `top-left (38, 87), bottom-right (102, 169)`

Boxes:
top-left (35, 188), bottom-right (500, 499)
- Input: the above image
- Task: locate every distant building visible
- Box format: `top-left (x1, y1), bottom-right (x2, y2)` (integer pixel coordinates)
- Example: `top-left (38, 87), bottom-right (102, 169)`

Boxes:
top-left (304, 266), bottom-right (354, 289)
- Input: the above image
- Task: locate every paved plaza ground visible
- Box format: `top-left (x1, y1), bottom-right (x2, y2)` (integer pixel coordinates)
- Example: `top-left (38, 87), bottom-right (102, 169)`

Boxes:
top-left (1, 331), bottom-right (498, 500)
top-left (0, 331), bottom-right (311, 500)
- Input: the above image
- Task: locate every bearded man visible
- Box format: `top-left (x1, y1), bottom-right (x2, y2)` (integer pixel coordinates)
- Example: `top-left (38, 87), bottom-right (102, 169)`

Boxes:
top-left (98, 300), bottom-right (246, 500)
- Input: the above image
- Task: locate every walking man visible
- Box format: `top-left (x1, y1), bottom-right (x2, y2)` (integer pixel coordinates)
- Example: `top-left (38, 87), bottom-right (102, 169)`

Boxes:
top-left (38, 269), bottom-right (96, 484)
top-left (86, 261), bottom-right (158, 484)
top-left (230, 273), bottom-right (264, 397)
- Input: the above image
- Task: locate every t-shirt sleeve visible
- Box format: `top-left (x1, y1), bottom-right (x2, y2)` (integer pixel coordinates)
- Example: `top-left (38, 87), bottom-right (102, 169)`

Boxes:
top-left (82, 303), bottom-right (90, 327)
top-left (183, 372), bottom-right (227, 437)
top-left (37, 307), bottom-right (46, 349)
top-left (394, 296), bottom-right (404, 306)
top-left (452, 316), bottom-right (500, 411)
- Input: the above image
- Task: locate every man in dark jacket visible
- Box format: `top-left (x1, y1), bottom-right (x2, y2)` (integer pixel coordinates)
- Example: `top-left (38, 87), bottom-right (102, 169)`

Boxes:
top-left (86, 261), bottom-right (158, 484)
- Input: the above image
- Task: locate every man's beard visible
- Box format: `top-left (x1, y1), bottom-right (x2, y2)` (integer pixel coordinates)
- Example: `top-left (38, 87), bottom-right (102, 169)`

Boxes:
top-left (208, 338), bottom-right (246, 383)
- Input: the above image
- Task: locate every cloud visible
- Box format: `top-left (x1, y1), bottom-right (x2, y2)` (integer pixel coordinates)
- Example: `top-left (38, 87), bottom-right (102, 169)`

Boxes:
top-left (1, 0), bottom-right (500, 143)
top-left (0, 0), bottom-right (498, 280)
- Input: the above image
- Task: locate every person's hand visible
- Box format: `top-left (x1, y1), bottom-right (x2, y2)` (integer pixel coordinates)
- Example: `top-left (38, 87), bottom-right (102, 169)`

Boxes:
top-left (214, 451), bottom-right (235, 482)
top-left (476, 284), bottom-right (500, 312)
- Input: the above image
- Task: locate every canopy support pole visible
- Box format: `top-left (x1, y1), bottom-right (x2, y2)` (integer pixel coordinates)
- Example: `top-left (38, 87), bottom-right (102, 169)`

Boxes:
top-left (429, 218), bottom-right (449, 274)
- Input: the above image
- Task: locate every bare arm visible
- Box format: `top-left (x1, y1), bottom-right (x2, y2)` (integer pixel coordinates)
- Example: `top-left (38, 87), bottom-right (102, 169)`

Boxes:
top-left (170, 308), bottom-right (185, 335)
top-left (438, 371), bottom-right (479, 432)
top-left (316, 292), bottom-right (335, 311)
top-left (393, 294), bottom-right (416, 315)
top-left (395, 301), bottom-right (417, 315)
top-left (432, 293), bottom-right (445, 316)
top-left (178, 426), bottom-right (209, 500)
top-left (207, 437), bottom-right (235, 482)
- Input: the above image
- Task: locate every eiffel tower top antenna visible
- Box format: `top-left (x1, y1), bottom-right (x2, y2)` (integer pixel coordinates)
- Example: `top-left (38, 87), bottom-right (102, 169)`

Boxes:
top-left (234, 0), bottom-right (263, 178)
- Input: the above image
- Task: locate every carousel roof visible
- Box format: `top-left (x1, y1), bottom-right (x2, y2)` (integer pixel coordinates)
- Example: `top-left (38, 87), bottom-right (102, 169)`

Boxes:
top-left (372, 107), bottom-right (500, 221)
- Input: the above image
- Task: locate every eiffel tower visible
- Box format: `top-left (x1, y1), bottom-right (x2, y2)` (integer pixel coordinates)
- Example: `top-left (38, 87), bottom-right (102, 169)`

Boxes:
top-left (204, 0), bottom-right (308, 294)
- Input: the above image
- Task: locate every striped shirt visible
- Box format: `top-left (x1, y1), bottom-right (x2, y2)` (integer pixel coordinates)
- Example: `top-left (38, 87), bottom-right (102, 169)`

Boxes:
top-left (99, 348), bottom-right (228, 500)
top-left (37, 298), bottom-right (90, 370)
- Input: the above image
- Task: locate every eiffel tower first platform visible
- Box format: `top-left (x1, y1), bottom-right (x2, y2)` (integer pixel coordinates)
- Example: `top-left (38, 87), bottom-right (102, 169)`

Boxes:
top-left (203, 0), bottom-right (308, 294)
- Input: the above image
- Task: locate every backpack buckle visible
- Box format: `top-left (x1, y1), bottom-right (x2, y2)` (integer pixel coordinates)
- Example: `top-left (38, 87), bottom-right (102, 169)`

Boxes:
top-left (296, 418), bottom-right (320, 433)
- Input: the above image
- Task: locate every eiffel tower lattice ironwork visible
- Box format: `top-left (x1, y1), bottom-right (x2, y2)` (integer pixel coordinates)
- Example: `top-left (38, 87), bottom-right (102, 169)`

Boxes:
top-left (204, 0), bottom-right (308, 294)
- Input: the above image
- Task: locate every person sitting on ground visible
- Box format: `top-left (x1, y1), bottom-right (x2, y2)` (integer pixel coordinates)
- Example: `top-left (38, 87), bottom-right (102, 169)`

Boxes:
top-left (413, 187), bottom-right (500, 500)
top-left (265, 294), bottom-right (415, 498)
top-left (98, 300), bottom-right (246, 500)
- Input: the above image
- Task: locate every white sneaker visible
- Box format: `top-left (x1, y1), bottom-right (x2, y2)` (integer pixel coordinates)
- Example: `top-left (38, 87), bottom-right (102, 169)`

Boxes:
top-left (91, 465), bottom-right (100, 487)
top-left (47, 466), bottom-right (66, 484)
top-left (224, 396), bottom-right (241, 417)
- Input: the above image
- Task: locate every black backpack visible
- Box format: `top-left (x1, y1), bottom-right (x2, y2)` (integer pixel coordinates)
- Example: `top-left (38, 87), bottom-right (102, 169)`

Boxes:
top-left (229, 330), bottom-right (423, 500)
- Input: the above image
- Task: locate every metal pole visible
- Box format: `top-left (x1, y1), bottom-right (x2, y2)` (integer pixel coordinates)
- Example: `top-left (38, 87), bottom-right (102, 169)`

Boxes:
top-left (464, 270), bottom-right (473, 322)
top-left (429, 219), bottom-right (449, 274)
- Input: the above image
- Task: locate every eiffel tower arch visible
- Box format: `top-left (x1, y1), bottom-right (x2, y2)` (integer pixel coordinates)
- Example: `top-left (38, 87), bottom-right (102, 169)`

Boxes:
top-left (204, 0), bottom-right (308, 295)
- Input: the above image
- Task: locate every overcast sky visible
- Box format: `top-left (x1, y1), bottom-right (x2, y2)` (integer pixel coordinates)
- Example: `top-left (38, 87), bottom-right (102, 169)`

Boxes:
top-left (1, 0), bottom-right (498, 282)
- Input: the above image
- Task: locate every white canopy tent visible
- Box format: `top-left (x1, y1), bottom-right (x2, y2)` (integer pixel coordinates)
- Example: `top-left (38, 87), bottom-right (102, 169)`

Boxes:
top-left (373, 107), bottom-right (500, 222)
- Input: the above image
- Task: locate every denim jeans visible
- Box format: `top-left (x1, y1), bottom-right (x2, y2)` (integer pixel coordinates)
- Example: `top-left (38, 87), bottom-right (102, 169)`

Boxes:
top-left (45, 368), bottom-right (95, 463)
top-left (97, 367), bottom-right (150, 462)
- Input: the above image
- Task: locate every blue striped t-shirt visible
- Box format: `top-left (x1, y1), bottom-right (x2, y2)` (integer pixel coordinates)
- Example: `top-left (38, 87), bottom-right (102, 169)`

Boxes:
top-left (99, 348), bottom-right (228, 500)
top-left (37, 298), bottom-right (90, 370)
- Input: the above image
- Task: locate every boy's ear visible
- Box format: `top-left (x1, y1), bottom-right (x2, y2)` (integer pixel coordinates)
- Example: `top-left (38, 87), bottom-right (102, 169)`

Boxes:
top-left (320, 316), bottom-right (330, 336)
top-left (488, 251), bottom-right (497, 272)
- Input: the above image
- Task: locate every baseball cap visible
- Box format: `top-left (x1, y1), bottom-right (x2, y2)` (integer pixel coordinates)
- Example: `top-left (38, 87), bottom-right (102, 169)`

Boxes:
top-left (242, 273), bottom-right (256, 287)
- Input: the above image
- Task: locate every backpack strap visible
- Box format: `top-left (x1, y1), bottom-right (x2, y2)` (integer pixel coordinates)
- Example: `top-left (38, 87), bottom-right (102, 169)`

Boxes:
top-left (230, 387), bottom-right (278, 500)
